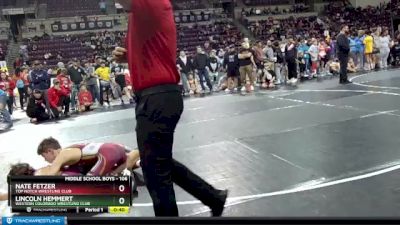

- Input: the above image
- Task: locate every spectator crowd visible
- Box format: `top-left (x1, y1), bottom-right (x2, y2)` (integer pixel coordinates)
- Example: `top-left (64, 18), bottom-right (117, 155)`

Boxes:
top-left (2, 0), bottom-right (400, 130)
top-left (0, 57), bottom-right (134, 129)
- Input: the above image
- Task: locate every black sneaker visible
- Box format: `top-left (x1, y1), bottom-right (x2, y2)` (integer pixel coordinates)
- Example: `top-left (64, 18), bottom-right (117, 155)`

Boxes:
top-left (211, 189), bottom-right (228, 217)
top-left (340, 80), bottom-right (352, 84)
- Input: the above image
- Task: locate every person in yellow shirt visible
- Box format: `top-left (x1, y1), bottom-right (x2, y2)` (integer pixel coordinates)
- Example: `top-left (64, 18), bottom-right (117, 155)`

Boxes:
top-left (363, 30), bottom-right (374, 71)
top-left (95, 62), bottom-right (111, 81)
top-left (95, 62), bottom-right (111, 106)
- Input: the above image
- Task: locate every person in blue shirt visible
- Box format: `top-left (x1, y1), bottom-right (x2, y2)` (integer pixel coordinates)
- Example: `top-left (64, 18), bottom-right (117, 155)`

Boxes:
top-left (357, 31), bottom-right (366, 70)
top-left (349, 33), bottom-right (358, 68)
top-left (30, 61), bottom-right (50, 91)
top-left (298, 40), bottom-right (311, 77)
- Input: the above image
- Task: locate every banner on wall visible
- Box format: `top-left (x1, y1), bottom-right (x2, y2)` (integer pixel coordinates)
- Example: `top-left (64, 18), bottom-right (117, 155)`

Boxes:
top-left (51, 20), bottom-right (113, 32)
top-left (2, 8), bottom-right (24, 15)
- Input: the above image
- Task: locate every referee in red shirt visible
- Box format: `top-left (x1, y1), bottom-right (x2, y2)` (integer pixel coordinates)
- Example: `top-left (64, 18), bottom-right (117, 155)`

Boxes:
top-left (113, 0), bottom-right (227, 217)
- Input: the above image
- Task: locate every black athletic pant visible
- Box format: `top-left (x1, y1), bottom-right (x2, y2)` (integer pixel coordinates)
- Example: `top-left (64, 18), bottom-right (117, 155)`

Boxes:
top-left (135, 84), bottom-right (221, 216)
top-left (27, 109), bottom-right (49, 122)
top-left (99, 81), bottom-right (111, 105)
top-left (287, 60), bottom-right (297, 80)
top-left (339, 54), bottom-right (349, 82)
top-left (18, 87), bottom-right (27, 109)
top-left (6, 96), bottom-right (13, 115)
top-left (50, 95), bottom-right (70, 118)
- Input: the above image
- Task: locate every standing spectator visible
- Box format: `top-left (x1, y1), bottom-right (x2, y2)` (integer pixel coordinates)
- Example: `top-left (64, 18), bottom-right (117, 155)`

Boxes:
top-left (263, 41), bottom-right (276, 83)
top-left (364, 30), bottom-right (374, 71)
top-left (78, 85), bottom-right (93, 112)
top-left (47, 79), bottom-right (70, 119)
top-left (272, 41), bottom-right (285, 84)
top-left (253, 41), bottom-right (266, 82)
top-left (354, 31), bottom-right (365, 70)
top-left (379, 29), bottom-right (391, 69)
top-left (319, 39), bottom-right (330, 76)
top-left (14, 57), bottom-right (23, 74)
top-left (95, 62), bottom-right (111, 107)
top-left (372, 28), bottom-right (382, 69)
top-left (112, 63), bottom-right (133, 104)
top-left (176, 51), bottom-right (192, 95)
top-left (308, 39), bottom-right (319, 77)
top-left (337, 25), bottom-right (351, 84)
top-left (83, 61), bottom-right (100, 105)
top-left (15, 69), bottom-right (29, 110)
top-left (238, 41), bottom-right (256, 92)
top-left (30, 61), bottom-right (50, 91)
top-left (68, 60), bottom-right (86, 111)
top-left (298, 40), bottom-right (311, 77)
top-left (349, 33), bottom-right (358, 68)
top-left (0, 72), bottom-right (16, 115)
top-left (223, 45), bottom-right (239, 92)
top-left (285, 38), bottom-right (298, 85)
top-left (193, 47), bottom-right (213, 93)
top-left (208, 50), bottom-right (220, 84)
top-left (94, 57), bottom-right (103, 70)
top-left (21, 67), bottom-right (31, 95)
top-left (26, 89), bottom-right (50, 124)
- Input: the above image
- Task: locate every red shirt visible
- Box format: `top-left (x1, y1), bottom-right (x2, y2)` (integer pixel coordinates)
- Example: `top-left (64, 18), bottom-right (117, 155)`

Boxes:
top-left (126, 0), bottom-right (180, 92)
top-left (56, 74), bottom-right (72, 95)
top-left (78, 90), bottom-right (93, 106)
top-left (16, 72), bottom-right (29, 86)
top-left (0, 79), bottom-right (16, 97)
top-left (124, 72), bottom-right (131, 87)
top-left (47, 86), bottom-right (68, 108)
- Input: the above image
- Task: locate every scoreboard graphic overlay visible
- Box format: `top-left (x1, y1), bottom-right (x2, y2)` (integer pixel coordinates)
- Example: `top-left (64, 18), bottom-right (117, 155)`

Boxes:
top-left (8, 176), bottom-right (131, 214)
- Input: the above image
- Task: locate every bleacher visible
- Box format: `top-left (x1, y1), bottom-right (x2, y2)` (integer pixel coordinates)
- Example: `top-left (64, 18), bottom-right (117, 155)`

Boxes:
top-left (25, 35), bottom-right (94, 66)
top-left (177, 22), bottom-right (243, 55)
top-left (0, 0), bottom-right (16, 7)
top-left (46, 0), bottom-right (104, 18)
top-left (172, 0), bottom-right (206, 10)
top-left (243, 0), bottom-right (290, 6)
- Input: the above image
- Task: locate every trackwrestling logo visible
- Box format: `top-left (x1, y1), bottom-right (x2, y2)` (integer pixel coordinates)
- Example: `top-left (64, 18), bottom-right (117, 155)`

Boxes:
top-left (2, 217), bottom-right (65, 225)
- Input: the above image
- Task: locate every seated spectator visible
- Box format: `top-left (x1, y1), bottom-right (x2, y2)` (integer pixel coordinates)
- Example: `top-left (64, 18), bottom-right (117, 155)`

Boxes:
top-left (187, 72), bottom-right (201, 95)
top-left (47, 79), bottom-right (70, 119)
top-left (78, 85), bottom-right (93, 112)
top-left (347, 58), bottom-right (357, 73)
top-left (26, 89), bottom-right (50, 124)
top-left (261, 62), bottom-right (276, 89)
top-left (124, 69), bottom-right (134, 100)
top-left (328, 59), bottom-right (340, 75)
